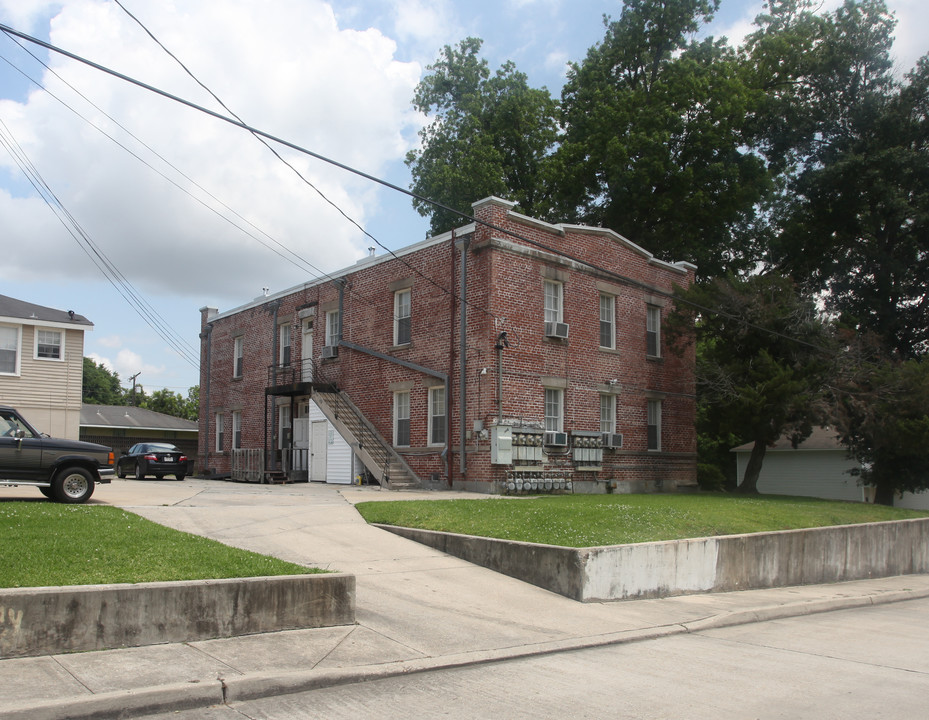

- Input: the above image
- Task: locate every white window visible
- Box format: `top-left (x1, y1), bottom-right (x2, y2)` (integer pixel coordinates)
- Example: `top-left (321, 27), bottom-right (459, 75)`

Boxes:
top-left (0, 325), bottom-right (20, 375)
top-left (394, 288), bottom-right (412, 346)
top-left (326, 310), bottom-right (340, 347)
top-left (428, 386), bottom-right (446, 445)
top-left (36, 329), bottom-right (62, 360)
top-left (232, 410), bottom-right (242, 450)
top-left (544, 388), bottom-right (563, 433)
top-left (599, 294), bottom-right (615, 349)
top-left (215, 413), bottom-right (225, 452)
top-left (278, 405), bottom-right (292, 449)
top-left (394, 391), bottom-right (410, 447)
top-left (279, 323), bottom-right (292, 366)
top-left (544, 280), bottom-right (563, 325)
top-left (600, 394), bottom-right (616, 434)
top-left (647, 400), bottom-right (661, 451)
top-left (233, 336), bottom-right (244, 378)
top-left (647, 305), bottom-right (661, 357)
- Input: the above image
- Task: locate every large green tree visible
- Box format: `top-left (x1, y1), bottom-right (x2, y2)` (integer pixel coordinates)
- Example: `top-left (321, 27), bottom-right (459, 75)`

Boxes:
top-left (406, 38), bottom-right (559, 235)
top-left (668, 273), bottom-right (834, 494)
top-left (551, 0), bottom-right (770, 277)
top-left (82, 357), bottom-right (125, 405)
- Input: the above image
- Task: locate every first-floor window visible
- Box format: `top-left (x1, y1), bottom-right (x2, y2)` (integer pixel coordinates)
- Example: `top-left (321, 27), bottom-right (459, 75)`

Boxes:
top-left (278, 405), bottom-right (292, 449)
top-left (428, 386), bottom-right (446, 445)
top-left (647, 400), bottom-right (661, 451)
top-left (0, 325), bottom-right (19, 374)
top-left (544, 388), bottom-right (563, 433)
top-left (215, 413), bottom-right (225, 452)
top-left (394, 391), bottom-right (410, 446)
top-left (36, 329), bottom-right (62, 359)
top-left (600, 394), bottom-right (616, 434)
top-left (232, 411), bottom-right (242, 450)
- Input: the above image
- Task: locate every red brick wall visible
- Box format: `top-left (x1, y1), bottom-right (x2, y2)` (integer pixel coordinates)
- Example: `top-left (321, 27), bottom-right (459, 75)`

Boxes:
top-left (199, 197), bottom-right (696, 492)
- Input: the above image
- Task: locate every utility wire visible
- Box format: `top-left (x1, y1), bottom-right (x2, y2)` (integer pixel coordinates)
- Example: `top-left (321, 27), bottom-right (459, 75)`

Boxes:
top-left (0, 20), bottom-right (829, 354)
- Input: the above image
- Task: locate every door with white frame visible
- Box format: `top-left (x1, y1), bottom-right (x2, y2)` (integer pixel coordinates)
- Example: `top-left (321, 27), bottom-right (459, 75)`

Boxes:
top-left (310, 420), bottom-right (328, 482)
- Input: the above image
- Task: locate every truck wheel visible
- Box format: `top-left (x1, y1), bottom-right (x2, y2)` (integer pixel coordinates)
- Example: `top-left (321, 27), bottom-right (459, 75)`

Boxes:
top-left (53, 467), bottom-right (95, 504)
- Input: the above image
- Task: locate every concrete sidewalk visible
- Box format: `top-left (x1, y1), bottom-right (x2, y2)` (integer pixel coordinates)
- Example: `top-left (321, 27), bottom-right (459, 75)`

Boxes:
top-left (2, 479), bottom-right (928, 720)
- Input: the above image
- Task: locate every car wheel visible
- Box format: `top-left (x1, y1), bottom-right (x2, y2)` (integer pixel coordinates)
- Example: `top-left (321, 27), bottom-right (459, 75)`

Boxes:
top-left (175, 474), bottom-right (186, 481)
top-left (117, 464), bottom-right (127, 479)
top-left (154, 475), bottom-right (164, 480)
top-left (136, 461), bottom-right (146, 479)
top-left (52, 467), bottom-right (95, 504)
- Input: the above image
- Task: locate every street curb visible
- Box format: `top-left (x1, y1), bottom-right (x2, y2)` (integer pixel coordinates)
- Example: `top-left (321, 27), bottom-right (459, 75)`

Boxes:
top-left (5, 584), bottom-right (926, 720)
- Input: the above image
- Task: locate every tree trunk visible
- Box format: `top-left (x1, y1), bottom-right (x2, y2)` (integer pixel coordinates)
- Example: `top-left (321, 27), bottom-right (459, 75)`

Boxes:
top-left (873, 482), bottom-right (896, 506)
top-left (736, 439), bottom-right (767, 494)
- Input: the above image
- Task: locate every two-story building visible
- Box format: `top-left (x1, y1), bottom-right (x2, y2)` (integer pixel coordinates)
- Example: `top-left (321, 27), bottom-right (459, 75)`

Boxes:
top-left (198, 197), bottom-right (697, 493)
top-left (0, 294), bottom-right (93, 439)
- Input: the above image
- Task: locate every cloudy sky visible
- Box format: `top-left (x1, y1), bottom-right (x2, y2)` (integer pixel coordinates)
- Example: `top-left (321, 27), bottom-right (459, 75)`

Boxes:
top-left (1, 0), bottom-right (926, 396)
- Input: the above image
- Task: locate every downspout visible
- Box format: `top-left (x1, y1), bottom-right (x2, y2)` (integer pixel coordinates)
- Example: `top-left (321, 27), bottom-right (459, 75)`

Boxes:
top-left (446, 231), bottom-right (456, 485)
top-left (268, 299), bottom-right (282, 472)
top-left (456, 233), bottom-right (471, 479)
top-left (200, 323), bottom-right (213, 473)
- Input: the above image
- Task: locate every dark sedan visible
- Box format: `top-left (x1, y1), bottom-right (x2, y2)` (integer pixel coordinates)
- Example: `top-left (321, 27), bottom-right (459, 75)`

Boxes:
top-left (117, 443), bottom-right (187, 480)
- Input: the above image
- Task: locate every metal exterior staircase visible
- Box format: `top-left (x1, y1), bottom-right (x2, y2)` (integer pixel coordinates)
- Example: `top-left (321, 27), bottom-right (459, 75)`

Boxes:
top-left (312, 390), bottom-right (421, 490)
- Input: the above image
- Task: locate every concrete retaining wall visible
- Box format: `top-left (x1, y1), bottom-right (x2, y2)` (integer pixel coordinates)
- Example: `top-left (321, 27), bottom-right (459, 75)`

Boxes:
top-left (377, 518), bottom-right (929, 602)
top-left (0, 573), bottom-right (355, 659)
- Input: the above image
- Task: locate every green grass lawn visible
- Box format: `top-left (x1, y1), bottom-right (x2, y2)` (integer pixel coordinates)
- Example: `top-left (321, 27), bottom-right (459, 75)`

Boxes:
top-left (355, 493), bottom-right (929, 548)
top-left (0, 502), bottom-right (319, 588)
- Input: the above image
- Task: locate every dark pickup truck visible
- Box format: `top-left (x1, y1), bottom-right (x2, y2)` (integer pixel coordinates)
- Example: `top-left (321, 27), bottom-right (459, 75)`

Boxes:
top-left (0, 405), bottom-right (115, 503)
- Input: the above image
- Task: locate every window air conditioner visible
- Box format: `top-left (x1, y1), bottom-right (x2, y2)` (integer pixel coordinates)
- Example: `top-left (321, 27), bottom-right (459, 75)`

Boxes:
top-left (544, 322), bottom-right (570, 339)
top-left (321, 345), bottom-right (338, 360)
top-left (602, 433), bottom-right (624, 449)
top-left (544, 431), bottom-right (568, 447)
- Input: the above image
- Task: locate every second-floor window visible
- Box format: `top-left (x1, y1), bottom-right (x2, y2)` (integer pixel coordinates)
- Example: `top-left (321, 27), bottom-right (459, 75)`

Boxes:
top-left (233, 336), bottom-right (244, 378)
top-left (599, 294), bottom-right (615, 349)
top-left (326, 310), bottom-right (340, 347)
top-left (394, 288), bottom-right (411, 346)
top-left (646, 305), bottom-right (661, 357)
top-left (544, 280), bottom-right (563, 325)
top-left (36, 329), bottom-right (62, 360)
top-left (394, 391), bottom-right (410, 447)
top-left (0, 325), bottom-right (21, 374)
top-left (279, 323), bottom-right (291, 366)
top-left (544, 388), bottom-right (563, 432)
top-left (428, 386), bottom-right (446, 445)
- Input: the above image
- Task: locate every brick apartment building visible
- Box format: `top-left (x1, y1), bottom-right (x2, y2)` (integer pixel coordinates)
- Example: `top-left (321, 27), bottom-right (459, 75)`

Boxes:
top-left (198, 196), bottom-right (697, 493)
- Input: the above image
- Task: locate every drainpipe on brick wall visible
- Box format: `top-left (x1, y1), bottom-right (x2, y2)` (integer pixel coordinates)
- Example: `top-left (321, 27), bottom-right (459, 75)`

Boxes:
top-left (455, 233), bottom-right (471, 480)
top-left (267, 299), bottom-right (282, 472)
top-left (200, 322), bottom-right (213, 474)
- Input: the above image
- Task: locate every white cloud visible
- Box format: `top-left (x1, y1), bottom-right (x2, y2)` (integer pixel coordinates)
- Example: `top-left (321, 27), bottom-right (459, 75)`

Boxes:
top-left (0, 0), bottom-right (422, 305)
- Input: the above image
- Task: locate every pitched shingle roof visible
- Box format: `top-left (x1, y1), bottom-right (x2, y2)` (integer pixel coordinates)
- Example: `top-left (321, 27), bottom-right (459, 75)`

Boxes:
top-left (0, 293), bottom-right (93, 327)
top-left (81, 405), bottom-right (197, 432)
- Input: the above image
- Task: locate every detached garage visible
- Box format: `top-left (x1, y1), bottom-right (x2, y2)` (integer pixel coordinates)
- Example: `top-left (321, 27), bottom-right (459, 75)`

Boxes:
top-left (732, 427), bottom-right (929, 510)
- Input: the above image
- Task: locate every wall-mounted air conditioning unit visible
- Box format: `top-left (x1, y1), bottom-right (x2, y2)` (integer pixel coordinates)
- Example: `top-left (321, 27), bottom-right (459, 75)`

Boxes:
top-left (544, 431), bottom-right (568, 447)
top-left (602, 433), bottom-right (624, 449)
top-left (321, 345), bottom-right (338, 359)
top-left (544, 322), bottom-right (570, 339)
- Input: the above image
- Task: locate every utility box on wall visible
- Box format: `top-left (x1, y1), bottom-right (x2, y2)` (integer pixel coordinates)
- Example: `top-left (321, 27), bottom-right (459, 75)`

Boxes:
top-left (490, 424), bottom-right (512, 465)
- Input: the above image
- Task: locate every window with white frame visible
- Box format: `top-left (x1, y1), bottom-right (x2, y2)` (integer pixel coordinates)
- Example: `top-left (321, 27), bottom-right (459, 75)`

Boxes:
top-left (394, 288), bottom-right (412, 346)
top-left (647, 399), bottom-right (662, 451)
top-left (0, 325), bottom-right (20, 374)
top-left (599, 294), bottom-right (615, 348)
top-left (544, 388), bottom-right (564, 432)
top-left (279, 323), bottom-right (292, 366)
top-left (36, 329), bottom-right (62, 360)
top-left (215, 413), bottom-right (224, 452)
top-left (544, 280), bottom-right (563, 325)
top-left (325, 309), bottom-right (340, 348)
top-left (600, 394), bottom-right (616, 434)
top-left (278, 405), bottom-right (292, 449)
top-left (428, 386), bottom-right (446, 445)
top-left (233, 336), bottom-right (244, 378)
top-left (394, 391), bottom-right (410, 446)
top-left (232, 410), bottom-right (242, 450)
top-left (646, 305), bottom-right (661, 357)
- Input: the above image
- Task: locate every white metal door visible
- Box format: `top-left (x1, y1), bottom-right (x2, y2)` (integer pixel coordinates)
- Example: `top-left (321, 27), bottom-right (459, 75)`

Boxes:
top-left (310, 420), bottom-right (328, 482)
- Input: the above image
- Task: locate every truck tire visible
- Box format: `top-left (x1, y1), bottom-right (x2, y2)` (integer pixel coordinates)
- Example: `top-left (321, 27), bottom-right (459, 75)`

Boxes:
top-left (53, 467), bottom-right (95, 504)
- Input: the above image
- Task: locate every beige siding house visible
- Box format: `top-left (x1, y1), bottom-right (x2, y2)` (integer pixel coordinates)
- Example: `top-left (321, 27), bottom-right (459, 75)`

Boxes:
top-left (0, 294), bottom-right (93, 440)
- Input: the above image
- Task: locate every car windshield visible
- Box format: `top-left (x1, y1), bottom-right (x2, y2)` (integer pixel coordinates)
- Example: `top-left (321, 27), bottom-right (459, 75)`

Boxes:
top-left (146, 444), bottom-right (180, 453)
